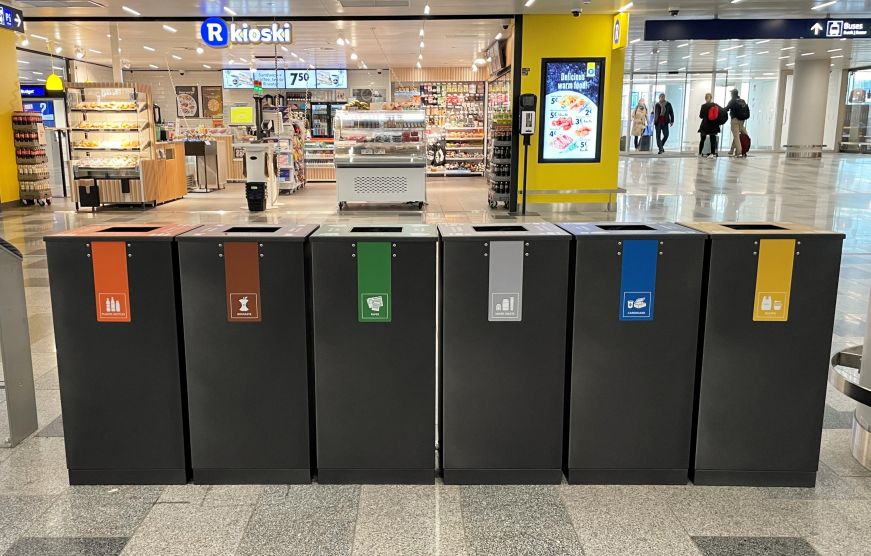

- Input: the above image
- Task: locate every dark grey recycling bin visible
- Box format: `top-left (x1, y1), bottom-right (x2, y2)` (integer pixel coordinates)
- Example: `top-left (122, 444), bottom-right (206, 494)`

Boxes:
top-left (311, 224), bottom-right (437, 484)
top-left (559, 223), bottom-right (706, 485)
top-left (439, 222), bottom-right (571, 484)
top-left (177, 224), bottom-right (318, 484)
top-left (45, 224), bottom-right (197, 485)
top-left (683, 222), bottom-right (845, 487)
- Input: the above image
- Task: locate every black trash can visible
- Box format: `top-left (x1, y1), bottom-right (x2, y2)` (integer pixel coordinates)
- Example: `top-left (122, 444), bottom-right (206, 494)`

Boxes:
top-left (246, 183), bottom-right (267, 212)
top-left (177, 224), bottom-right (318, 484)
top-left (310, 224), bottom-right (437, 484)
top-left (683, 222), bottom-right (845, 487)
top-left (559, 222), bottom-right (706, 485)
top-left (45, 224), bottom-right (198, 484)
top-left (439, 222), bottom-right (571, 484)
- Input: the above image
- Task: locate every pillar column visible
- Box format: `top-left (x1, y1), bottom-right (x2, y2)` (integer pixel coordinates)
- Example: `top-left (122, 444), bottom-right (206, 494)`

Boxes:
top-left (786, 59), bottom-right (830, 156)
top-left (109, 24), bottom-right (122, 83)
top-left (0, 31), bottom-right (22, 205)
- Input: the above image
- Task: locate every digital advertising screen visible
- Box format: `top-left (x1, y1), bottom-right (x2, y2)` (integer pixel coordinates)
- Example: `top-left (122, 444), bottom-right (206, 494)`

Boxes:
top-left (539, 58), bottom-right (605, 163)
top-left (255, 70), bottom-right (286, 89)
top-left (315, 69), bottom-right (348, 89)
top-left (223, 70), bottom-right (254, 89)
top-left (284, 70), bottom-right (317, 89)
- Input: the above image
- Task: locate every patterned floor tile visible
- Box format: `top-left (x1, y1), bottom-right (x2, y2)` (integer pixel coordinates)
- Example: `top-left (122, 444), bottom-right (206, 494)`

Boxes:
top-left (691, 536), bottom-right (819, 556)
top-left (3, 536), bottom-right (128, 556)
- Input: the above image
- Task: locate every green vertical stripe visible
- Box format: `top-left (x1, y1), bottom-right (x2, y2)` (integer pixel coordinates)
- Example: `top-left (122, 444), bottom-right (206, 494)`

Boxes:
top-left (357, 242), bottom-right (392, 323)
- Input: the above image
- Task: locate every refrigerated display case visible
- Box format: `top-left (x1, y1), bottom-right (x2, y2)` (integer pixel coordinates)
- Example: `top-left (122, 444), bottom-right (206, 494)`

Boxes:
top-left (310, 102), bottom-right (345, 139)
top-left (334, 110), bottom-right (427, 209)
top-left (304, 138), bottom-right (335, 182)
top-left (486, 72), bottom-right (513, 209)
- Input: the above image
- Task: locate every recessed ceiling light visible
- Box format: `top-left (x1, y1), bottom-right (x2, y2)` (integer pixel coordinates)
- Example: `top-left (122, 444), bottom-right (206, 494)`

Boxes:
top-left (196, 47), bottom-right (204, 54)
top-left (659, 60), bottom-right (667, 65)
top-left (18, 60), bottom-right (29, 64)
top-left (827, 48), bottom-right (843, 52)
top-left (736, 54), bottom-right (746, 58)
top-left (723, 67), bottom-right (732, 71)
top-left (758, 51), bottom-right (769, 55)
top-left (416, 61), bottom-right (422, 68)
top-left (756, 39), bottom-right (771, 44)
top-left (495, 32), bottom-right (503, 40)
top-left (738, 63), bottom-right (748, 67)
top-left (420, 28), bottom-right (425, 37)
top-left (682, 55), bottom-right (690, 59)
top-left (203, 64), bottom-right (211, 69)
top-left (800, 52), bottom-right (814, 56)
top-left (779, 55), bottom-right (790, 59)
top-left (172, 54), bottom-right (182, 60)
top-left (88, 48), bottom-right (102, 54)
top-left (162, 25), bottom-right (177, 33)
top-left (280, 45), bottom-right (288, 52)
top-left (20, 38), bottom-right (29, 46)
top-left (31, 34), bottom-right (48, 41)
top-left (299, 57), bottom-right (305, 62)
top-left (723, 45), bottom-right (743, 51)
top-left (223, 6), bottom-right (237, 16)
top-left (630, 38), bottom-right (641, 44)
top-left (781, 46), bottom-right (795, 51)
top-left (618, 2), bottom-right (633, 12)
top-left (524, 0), bottom-right (535, 6)
top-left (786, 62), bottom-right (795, 66)
top-left (121, 5), bottom-right (140, 15)
top-left (291, 52), bottom-right (298, 58)
top-left (420, 41), bottom-right (425, 48)
top-left (471, 64), bottom-right (478, 72)
top-left (424, 3), bottom-right (430, 14)
top-left (700, 51), bottom-right (710, 55)
top-left (677, 66), bottom-right (686, 71)
top-left (32, 71), bottom-right (43, 75)
top-left (350, 51), bottom-right (358, 60)
top-left (239, 56), bottom-right (247, 62)
top-left (54, 45), bottom-right (62, 53)
top-left (418, 53), bottom-right (423, 60)
top-left (716, 57), bottom-right (726, 62)
top-left (143, 45), bottom-right (155, 51)
top-left (362, 63), bottom-right (368, 69)
top-left (677, 43), bottom-right (689, 48)
top-left (831, 55), bottom-right (844, 58)
top-left (149, 64), bottom-right (158, 68)
top-left (811, 1), bottom-right (837, 10)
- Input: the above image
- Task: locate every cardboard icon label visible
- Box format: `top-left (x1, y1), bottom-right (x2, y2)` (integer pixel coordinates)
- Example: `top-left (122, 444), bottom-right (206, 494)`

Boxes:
top-left (224, 242), bottom-right (262, 322)
top-left (92, 241), bottom-right (131, 323)
top-left (753, 239), bottom-right (795, 322)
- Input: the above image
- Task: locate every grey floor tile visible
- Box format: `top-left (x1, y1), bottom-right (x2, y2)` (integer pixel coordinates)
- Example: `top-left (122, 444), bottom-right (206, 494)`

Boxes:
top-left (0, 437), bottom-right (69, 496)
top-left (25, 494), bottom-right (154, 538)
top-left (0, 496), bottom-right (56, 554)
top-left (157, 485), bottom-right (210, 505)
top-left (3, 536), bottom-right (128, 556)
top-left (269, 484), bottom-right (360, 520)
top-left (201, 485), bottom-right (265, 507)
top-left (762, 462), bottom-right (871, 501)
top-left (236, 505), bottom-right (355, 556)
top-left (819, 429), bottom-right (871, 478)
top-left (663, 486), bottom-right (796, 537)
top-left (691, 536), bottom-right (819, 556)
top-left (36, 416), bottom-right (64, 438)
top-left (33, 366), bottom-right (59, 391)
top-left (119, 504), bottom-right (254, 556)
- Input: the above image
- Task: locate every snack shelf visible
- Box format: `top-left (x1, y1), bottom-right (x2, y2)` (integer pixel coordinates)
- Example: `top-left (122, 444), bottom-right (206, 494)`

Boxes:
top-left (12, 111), bottom-right (52, 206)
top-left (486, 71), bottom-right (513, 209)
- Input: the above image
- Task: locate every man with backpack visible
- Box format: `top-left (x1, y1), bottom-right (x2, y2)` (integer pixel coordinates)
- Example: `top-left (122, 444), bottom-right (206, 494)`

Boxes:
top-left (699, 93), bottom-right (727, 158)
top-left (726, 89), bottom-right (751, 157)
top-left (653, 93), bottom-right (675, 154)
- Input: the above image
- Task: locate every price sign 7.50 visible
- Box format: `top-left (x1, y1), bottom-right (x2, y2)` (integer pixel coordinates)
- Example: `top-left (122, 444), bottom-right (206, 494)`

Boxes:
top-left (285, 71), bottom-right (315, 89)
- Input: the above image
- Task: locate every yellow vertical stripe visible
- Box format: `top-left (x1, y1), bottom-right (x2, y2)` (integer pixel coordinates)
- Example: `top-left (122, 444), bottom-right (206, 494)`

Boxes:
top-left (753, 239), bottom-right (796, 322)
top-left (0, 32), bottom-right (22, 204)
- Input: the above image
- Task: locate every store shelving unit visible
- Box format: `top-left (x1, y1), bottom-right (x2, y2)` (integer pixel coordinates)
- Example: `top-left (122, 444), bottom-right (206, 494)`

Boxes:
top-left (394, 81), bottom-right (485, 177)
top-left (278, 119), bottom-right (307, 194)
top-left (334, 110), bottom-right (427, 209)
top-left (305, 138), bottom-right (336, 182)
top-left (13, 111), bottom-right (51, 206)
top-left (486, 72), bottom-right (512, 209)
top-left (66, 83), bottom-right (162, 209)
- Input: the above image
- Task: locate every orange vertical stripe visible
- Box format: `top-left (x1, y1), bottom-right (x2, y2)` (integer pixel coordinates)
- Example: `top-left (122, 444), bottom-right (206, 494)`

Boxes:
top-left (92, 241), bottom-right (131, 323)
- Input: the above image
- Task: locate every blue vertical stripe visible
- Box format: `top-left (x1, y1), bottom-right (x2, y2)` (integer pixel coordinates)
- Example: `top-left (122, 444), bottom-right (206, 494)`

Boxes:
top-left (619, 239), bottom-right (658, 321)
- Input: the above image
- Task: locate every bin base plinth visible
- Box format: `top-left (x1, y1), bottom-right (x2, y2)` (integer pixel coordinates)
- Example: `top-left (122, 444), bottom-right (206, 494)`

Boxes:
top-left (566, 468), bottom-right (688, 485)
top-left (193, 468), bottom-right (311, 485)
top-left (692, 469), bottom-right (817, 488)
top-left (69, 468), bottom-right (188, 485)
top-left (318, 468), bottom-right (434, 485)
top-left (442, 469), bottom-right (563, 485)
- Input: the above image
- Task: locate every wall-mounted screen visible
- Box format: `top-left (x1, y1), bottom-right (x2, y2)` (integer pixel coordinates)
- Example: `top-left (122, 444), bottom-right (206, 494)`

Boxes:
top-left (284, 70), bottom-right (317, 89)
top-left (223, 70), bottom-right (286, 89)
top-left (316, 69), bottom-right (348, 89)
top-left (229, 105), bottom-right (254, 125)
top-left (539, 58), bottom-right (605, 163)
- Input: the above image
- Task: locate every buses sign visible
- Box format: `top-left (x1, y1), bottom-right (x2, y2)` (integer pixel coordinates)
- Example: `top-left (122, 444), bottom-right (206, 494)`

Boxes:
top-left (200, 17), bottom-right (292, 48)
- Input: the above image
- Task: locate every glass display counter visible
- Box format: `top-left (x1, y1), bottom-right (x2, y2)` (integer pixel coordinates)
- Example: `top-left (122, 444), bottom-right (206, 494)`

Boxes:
top-left (334, 110), bottom-right (427, 209)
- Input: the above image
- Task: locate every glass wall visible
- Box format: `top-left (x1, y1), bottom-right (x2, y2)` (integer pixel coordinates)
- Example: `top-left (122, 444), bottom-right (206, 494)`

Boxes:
top-left (840, 68), bottom-right (871, 154)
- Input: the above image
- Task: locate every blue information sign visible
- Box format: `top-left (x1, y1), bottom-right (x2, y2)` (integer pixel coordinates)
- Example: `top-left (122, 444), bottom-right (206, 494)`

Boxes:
top-left (23, 101), bottom-right (55, 127)
top-left (619, 240), bottom-right (658, 322)
top-left (645, 18), bottom-right (870, 41)
top-left (0, 3), bottom-right (24, 33)
top-left (21, 85), bottom-right (46, 98)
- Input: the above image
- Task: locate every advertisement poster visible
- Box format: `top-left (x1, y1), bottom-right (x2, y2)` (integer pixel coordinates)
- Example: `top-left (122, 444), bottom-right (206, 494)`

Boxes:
top-left (175, 85), bottom-right (200, 118)
top-left (539, 58), bottom-right (605, 163)
top-left (201, 86), bottom-right (224, 118)
top-left (316, 69), bottom-right (348, 89)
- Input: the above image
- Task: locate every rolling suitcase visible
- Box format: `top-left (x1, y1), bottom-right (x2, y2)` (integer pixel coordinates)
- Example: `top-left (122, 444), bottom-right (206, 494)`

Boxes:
top-left (739, 132), bottom-right (751, 156)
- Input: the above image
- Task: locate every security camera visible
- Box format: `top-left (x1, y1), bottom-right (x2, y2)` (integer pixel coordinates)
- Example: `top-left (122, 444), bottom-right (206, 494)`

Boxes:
top-left (178, 70), bottom-right (185, 76)
top-left (500, 18), bottom-right (510, 30)
top-left (376, 69), bottom-right (383, 75)
top-left (571, 8), bottom-right (582, 17)
top-left (668, 7), bottom-right (680, 16)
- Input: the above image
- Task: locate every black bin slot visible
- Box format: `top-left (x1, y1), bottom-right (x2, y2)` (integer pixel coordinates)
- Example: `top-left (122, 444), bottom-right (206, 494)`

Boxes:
top-left (350, 227), bottom-right (403, 233)
top-left (225, 226), bottom-right (281, 233)
top-left (472, 225), bottom-right (528, 232)
top-left (722, 224), bottom-right (786, 231)
top-left (99, 226), bottom-right (160, 233)
top-left (595, 224), bottom-right (655, 231)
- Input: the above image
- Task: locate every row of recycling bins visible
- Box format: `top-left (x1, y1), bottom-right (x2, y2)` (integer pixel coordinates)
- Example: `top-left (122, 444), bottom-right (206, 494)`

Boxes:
top-left (43, 221), bottom-right (844, 487)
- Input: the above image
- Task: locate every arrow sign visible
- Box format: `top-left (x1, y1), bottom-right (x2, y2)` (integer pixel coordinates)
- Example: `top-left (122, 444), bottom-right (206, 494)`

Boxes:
top-left (0, 3), bottom-right (24, 33)
top-left (811, 22), bottom-right (823, 35)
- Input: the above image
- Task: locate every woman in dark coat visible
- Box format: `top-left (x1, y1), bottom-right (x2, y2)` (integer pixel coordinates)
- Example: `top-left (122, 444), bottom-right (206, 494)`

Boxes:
top-left (698, 93), bottom-right (721, 158)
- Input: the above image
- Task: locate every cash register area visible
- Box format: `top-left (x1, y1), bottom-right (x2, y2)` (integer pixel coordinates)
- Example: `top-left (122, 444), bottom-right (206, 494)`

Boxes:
top-left (0, 152), bottom-right (870, 555)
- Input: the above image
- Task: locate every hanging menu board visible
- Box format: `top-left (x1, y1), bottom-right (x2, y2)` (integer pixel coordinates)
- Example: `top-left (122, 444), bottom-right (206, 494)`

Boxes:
top-left (285, 70), bottom-right (316, 89)
top-left (539, 58), bottom-right (605, 163)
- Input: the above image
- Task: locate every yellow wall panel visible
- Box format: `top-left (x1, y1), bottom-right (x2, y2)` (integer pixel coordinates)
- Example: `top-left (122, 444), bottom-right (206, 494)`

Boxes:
top-left (0, 32), bottom-right (22, 204)
top-left (519, 15), bottom-right (624, 203)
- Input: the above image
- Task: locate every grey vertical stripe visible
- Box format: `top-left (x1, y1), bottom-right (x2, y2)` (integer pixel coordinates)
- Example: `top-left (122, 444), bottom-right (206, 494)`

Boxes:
top-left (488, 241), bottom-right (524, 322)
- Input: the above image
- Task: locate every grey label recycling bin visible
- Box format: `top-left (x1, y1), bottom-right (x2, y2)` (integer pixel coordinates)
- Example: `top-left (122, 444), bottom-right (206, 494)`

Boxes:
top-left (45, 224), bottom-right (197, 485)
top-left (0, 237), bottom-right (38, 448)
top-left (684, 222), bottom-right (845, 487)
top-left (559, 223), bottom-right (706, 485)
top-left (177, 224), bottom-right (318, 484)
top-left (439, 222), bottom-right (571, 484)
top-left (311, 224), bottom-right (437, 484)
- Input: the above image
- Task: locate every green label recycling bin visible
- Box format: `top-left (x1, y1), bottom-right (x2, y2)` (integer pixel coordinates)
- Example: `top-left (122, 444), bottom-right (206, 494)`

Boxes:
top-left (559, 223), bottom-right (706, 485)
top-left (45, 224), bottom-right (198, 484)
top-left (311, 224), bottom-right (437, 484)
top-left (439, 222), bottom-right (571, 484)
top-left (684, 222), bottom-right (845, 487)
top-left (177, 224), bottom-right (318, 484)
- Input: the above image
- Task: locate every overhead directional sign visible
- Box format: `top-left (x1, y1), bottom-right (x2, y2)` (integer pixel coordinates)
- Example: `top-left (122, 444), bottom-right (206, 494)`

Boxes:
top-left (0, 3), bottom-right (24, 33)
top-left (644, 18), bottom-right (870, 41)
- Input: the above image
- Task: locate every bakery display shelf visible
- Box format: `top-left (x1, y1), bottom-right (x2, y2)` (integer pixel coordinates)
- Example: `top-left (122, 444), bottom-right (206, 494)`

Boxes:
top-left (444, 136), bottom-right (484, 141)
top-left (71, 125), bottom-right (148, 133)
top-left (444, 126), bottom-right (484, 131)
top-left (446, 157), bottom-right (484, 161)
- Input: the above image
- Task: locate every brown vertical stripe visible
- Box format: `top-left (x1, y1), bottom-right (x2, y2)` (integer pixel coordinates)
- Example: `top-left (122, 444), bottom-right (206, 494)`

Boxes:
top-left (224, 242), bottom-right (262, 323)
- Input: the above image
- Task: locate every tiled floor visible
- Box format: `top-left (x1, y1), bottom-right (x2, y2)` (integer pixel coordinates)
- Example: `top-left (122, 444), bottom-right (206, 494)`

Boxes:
top-left (0, 153), bottom-right (870, 555)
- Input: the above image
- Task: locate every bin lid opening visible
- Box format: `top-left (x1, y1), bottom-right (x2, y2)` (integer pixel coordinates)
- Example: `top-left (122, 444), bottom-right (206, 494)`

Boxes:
top-left (472, 225), bottom-right (528, 232)
top-left (225, 226), bottom-right (281, 233)
top-left (722, 224), bottom-right (787, 231)
top-left (99, 226), bottom-right (160, 233)
top-left (350, 226), bottom-right (403, 233)
top-left (595, 224), bottom-right (655, 231)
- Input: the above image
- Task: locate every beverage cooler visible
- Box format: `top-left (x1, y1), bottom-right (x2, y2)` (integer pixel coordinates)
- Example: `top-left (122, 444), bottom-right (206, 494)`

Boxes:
top-left (310, 102), bottom-right (345, 139)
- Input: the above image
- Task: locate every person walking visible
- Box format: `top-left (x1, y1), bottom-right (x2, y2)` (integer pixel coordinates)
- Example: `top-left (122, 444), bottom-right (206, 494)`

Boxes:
top-left (725, 89), bottom-right (750, 157)
top-left (698, 93), bottom-right (722, 158)
top-left (631, 99), bottom-right (649, 151)
top-left (653, 93), bottom-right (675, 154)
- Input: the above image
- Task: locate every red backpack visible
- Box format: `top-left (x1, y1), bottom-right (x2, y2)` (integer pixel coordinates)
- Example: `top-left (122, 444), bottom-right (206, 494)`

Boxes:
top-left (707, 105), bottom-right (720, 122)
